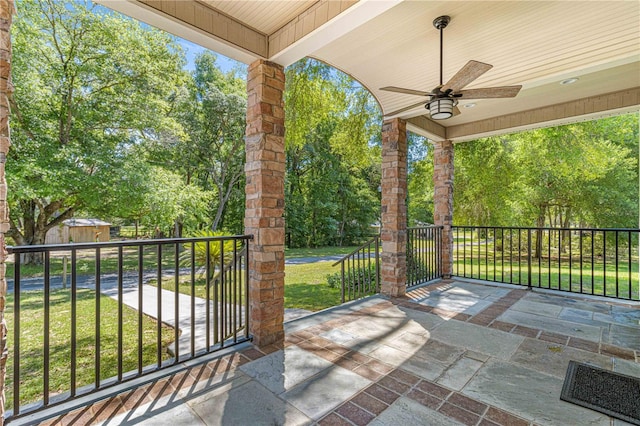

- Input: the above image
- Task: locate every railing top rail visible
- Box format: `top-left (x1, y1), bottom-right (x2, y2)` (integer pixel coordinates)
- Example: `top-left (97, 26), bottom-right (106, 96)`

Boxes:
top-left (408, 225), bottom-right (444, 230)
top-left (332, 236), bottom-right (379, 267)
top-left (7, 234), bottom-right (254, 254)
top-left (452, 225), bottom-right (640, 232)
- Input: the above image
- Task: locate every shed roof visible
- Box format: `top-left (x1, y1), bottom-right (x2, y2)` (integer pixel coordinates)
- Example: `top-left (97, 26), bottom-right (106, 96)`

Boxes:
top-left (63, 219), bottom-right (111, 227)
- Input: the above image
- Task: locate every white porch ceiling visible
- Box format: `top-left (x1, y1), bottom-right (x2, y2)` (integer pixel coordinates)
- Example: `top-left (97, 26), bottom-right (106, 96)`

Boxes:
top-left (100, 0), bottom-right (640, 142)
top-left (198, 0), bottom-right (316, 35)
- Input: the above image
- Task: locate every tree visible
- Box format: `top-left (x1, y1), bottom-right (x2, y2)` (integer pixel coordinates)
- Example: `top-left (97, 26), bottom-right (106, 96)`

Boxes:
top-left (8, 0), bottom-right (185, 260)
top-left (453, 136), bottom-right (517, 226)
top-left (138, 167), bottom-right (212, 236)
top-left (284, 59), bottom-right (382, 247)
top-left (407, 134), bottom-right (434, 226)
top-left (447, 114), bottom-right (638, 231)
top-left (149, 52), bottom-right (247, 234)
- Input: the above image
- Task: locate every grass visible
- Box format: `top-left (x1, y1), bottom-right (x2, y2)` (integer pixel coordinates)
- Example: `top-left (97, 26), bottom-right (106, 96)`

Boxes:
top-left (8, 244), bottom-right (358, 280)
top-left (285, 246), bottom-right (359, 259)
top-left (6, 245), bottom-right (180, 280)
top-left (5, 288), bottom-right (174, 408)
top-left (150, 260), bottom-right (343, 312)
top-left (284, 262), bottom-right (342, 311)
top-left (453, 243), bottom-right (639, 300)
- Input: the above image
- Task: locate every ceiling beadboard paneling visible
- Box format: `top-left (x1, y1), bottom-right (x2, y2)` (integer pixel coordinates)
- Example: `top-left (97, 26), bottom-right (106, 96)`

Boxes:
top-left (199, 0), bottom-right (316, 34)
top-left (311, 1), bottom-right (640, 130)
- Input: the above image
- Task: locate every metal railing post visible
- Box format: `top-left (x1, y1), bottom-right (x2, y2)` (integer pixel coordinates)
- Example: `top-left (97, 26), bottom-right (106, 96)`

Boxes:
top-left (527, 228), bottom-right (532, 288)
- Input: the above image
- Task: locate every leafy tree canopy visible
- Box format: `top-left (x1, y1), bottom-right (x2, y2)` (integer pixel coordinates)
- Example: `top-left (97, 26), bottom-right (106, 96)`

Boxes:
top-left (9, 0), bottom-right (186, 250)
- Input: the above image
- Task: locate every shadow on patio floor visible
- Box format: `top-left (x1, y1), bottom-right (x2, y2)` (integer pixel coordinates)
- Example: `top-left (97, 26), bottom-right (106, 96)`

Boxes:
top-left (36, 279), bottom-right (639, 426)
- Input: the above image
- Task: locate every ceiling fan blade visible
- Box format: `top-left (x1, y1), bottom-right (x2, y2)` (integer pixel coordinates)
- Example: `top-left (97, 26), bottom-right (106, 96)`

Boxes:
top-left (458, 85), bottom-right (522, 99)
top-left (380, 86), bottom-right (431, 97)
top-left (453, 105), bottom-right (461, 116)
top-left (384, 100), bottom-right (427, 117)
top-left (441, 60), bottom-right (493, 92)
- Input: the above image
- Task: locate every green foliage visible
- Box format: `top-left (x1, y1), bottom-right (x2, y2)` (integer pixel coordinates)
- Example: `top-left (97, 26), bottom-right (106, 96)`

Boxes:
top-left (450, 114), bottom-right (639, 228)
top-left (9, 0), bottom-right (186, 248)
top-left (178, 230), bottom-right (234, 277)
top-left (136, 167), bottom-right (213, 236)
top-left (325, 263), bottom-right (379, 298)
top-left (407, 133), bottom-right (434, 226)
top-left (147, 51), bottom-right (248, 234)
top-left (284, 59), bottom-right (382, 248)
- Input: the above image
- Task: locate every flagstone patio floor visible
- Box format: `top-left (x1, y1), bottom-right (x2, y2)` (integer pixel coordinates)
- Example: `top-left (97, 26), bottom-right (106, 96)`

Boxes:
top-left (33, 279), bottom-right (639, 426)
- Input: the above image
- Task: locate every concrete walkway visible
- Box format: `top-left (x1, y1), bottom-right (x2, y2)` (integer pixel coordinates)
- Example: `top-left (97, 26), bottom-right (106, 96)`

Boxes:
top-left (36, 280), bottom-right (639, 426)
top-left (9, 266), bottom-right (313, 354)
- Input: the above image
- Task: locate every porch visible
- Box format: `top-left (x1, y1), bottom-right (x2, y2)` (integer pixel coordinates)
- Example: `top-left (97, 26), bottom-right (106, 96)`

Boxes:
top-left (1, 0), bottom-right (639, 424)
top-left (22, 279), bottom-right (639, 426)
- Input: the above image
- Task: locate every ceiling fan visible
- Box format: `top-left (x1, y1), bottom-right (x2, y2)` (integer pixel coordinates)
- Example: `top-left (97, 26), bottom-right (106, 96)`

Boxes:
top-left (380, 15), bottom-right (522, 120)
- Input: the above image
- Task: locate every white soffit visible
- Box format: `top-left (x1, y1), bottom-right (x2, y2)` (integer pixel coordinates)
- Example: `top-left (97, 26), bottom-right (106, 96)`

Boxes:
top-left (200, 0), bottom-right (316, 35)
top-left (311, 1), bottom-right (640, 135)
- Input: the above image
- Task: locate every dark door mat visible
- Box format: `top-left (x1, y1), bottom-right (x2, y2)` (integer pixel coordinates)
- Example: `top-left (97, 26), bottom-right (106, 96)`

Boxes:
top-left (561, 360), bottom-right (640, 425)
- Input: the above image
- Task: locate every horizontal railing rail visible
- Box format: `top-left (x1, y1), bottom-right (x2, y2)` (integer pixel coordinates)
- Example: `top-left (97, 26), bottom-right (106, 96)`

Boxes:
top-left (407, 226), bottom-right (444, 287)
top-left (453, 226), bottom-right (639, 301)
top-left (6, 235), bottom-right (252, 420)
top-left (333, 236), bottom-right (380, 303)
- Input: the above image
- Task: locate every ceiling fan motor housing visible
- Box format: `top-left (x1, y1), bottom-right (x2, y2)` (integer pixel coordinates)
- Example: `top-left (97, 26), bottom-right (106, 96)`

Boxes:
top-left (433, 15), bottom-right (450, 30)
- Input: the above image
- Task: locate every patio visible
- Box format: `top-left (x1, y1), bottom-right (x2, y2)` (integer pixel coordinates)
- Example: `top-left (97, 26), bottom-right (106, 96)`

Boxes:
top-left (24, 279), bottom-right (638, 426)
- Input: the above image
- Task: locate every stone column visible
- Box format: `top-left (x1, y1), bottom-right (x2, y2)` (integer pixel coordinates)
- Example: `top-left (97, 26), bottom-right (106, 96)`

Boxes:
top-left (433, 140), bottom-right (454, 278)
top-left (0, 0), bottom-right (13, 421)
top-left (380, 118), bottom-right (407, 297)
top-left (244, 60), bottom-right (285, 347)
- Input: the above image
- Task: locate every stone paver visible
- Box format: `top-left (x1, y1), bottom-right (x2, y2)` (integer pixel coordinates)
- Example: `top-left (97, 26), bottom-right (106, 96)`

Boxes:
top-left (370, 397), bottom-right (463, 426)
top-left (498, 309), bottom-right (603, 341)
top-left (36, 280), bottom-right (640, 426)
top-left (239, 345), bottom-right (333, 394)
top-left (462, 359), bottom-right (611, 426)
top-left (510, 299), bottom-right (564, 317)
top-left (281, 365), bottom-right (372, 419)
top-left (189, 380), bottom-right (311, 426)
top-left (437, 356), bottom-right (484, 390)
top-left (509, 337), bottom-right (612, 378)
top-left (430, 317), bottom-right (525, 360)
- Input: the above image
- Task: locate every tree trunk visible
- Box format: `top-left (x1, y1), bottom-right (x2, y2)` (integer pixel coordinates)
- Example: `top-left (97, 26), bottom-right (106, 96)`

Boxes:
top-left (173, 219), bottom-right (183, 238)
top-left (561, 208), bottom-right (571, 254)
top-left (534, 211), bottom-right (545, 259)
top-left (8, 198), bottom-right (75, 264)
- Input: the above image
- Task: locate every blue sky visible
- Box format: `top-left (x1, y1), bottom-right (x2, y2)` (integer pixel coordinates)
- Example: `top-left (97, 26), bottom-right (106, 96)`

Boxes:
top-left (176, 38), bottom-right (243, 74)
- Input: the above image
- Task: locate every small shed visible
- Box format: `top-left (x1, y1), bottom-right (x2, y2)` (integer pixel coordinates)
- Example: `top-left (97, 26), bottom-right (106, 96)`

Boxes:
top-left (45, 219), bottom-right (111, 244)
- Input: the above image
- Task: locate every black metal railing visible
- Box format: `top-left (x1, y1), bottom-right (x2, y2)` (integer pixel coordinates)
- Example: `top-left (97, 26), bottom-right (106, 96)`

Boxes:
top-left (333, 236), bottom-right (380, 303)
top-left (332, 226), bottom-right (445, 302)
top-left (6, 235), bottom-right (251, 419)
top-left (407, 226), bottom-right (443, 287)
top-left (453, 226), bottom-right (639, 301)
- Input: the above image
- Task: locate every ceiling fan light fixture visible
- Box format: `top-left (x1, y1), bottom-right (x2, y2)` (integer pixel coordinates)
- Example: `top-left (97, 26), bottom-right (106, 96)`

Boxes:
top-left (427, 98), bottom-right (454, 120)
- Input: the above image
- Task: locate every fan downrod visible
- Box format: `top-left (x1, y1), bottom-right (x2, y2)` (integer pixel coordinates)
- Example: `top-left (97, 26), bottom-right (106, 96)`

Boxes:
top-left (433, 15), bottom-right (450, 30)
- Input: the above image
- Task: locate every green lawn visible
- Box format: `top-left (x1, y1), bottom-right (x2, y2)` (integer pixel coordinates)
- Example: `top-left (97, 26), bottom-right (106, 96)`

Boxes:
top-left (7, 244), bottom-right (357, 280)
top-left (6, 245), bottom-right (180, 280)
top-left (285, 245), bottom-right (359, 259)
top-left (151, 260), bottom-right (343, 312)
top-left (5, 289), bottom-right (174, 408)
top-left (284, 261), bottom-right (342, 310)
top-left (453, 243), bottom-right (639, 300)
